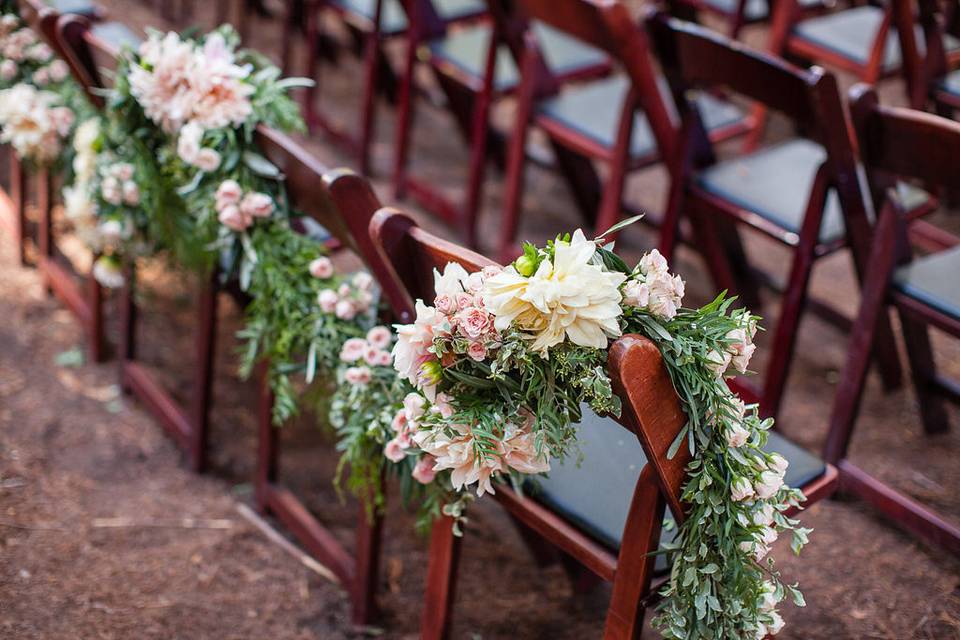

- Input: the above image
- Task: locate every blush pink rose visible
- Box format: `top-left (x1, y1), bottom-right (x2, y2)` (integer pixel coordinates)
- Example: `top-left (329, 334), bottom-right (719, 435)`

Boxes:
top-left (467, 341), bottom-right (486, 362)
top-left (309, 257), bottom-right (334, 279)
top-left (194, 148), bottom-right (222, 172)
top-left (455, 292), bottom-right (475, 311)
top-left (391, 410), bottom-right (408, 434)
top-left (339, 337), bottom-right (367, 362)
top-left (375, 350), bottom-right (392, 367)
top-left (215, 179), bottom-right (243, 210)
top-left (434, 294), bottom-right (456, 315)
top-left (335, 299), bottom-right (356, 320)
top-left (240, 192), bottom-right (274, 218)
top-left (412, 456), bottom-right (437, 484)
top-left (344, 366), bottom-right (372, 385)
top-left (318, 289), bottom-right (338, 313)
top-left (458, 307), bottom-right (490, 339)
top-left (218, 204), bottom-right (250, 231)
top-left (366, 326), bottom-right (392, 349)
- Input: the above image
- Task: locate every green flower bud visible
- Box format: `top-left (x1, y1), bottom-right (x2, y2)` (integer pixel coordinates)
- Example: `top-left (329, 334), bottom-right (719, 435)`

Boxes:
top-left (417, 359), bottom-right (442, 387)
top-left (514, 255), bottom-right (536, 277)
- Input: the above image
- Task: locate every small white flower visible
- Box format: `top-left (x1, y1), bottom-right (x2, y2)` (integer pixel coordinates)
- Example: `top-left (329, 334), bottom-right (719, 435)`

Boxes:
top-left (731, 477), bottom-right (754, 501)
top-left (755, 470), bottom-right (784, 500)
top-left (335, 299), bottom-right (356, 320)
top-left (726, 422), bottom-right (750, 448)
top-left (317, 289), bottom-right (338, 313)
top-left (122, 181), bottom-right (140, 206)
top-left (194, 147), bottom-right (221, 172)
top-left (768, 453), bottom-right (789, 476)
top-left (92, 255), bottom-right (124, 288)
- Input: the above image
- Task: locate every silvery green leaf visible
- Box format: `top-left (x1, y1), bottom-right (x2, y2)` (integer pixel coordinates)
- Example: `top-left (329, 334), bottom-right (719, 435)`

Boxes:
top-left (242, 151), bottom-right (281, 178)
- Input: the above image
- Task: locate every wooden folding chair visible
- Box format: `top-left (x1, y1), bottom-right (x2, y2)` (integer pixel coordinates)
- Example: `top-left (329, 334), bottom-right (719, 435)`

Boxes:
top-left (495, 0), bottom-right (754, 264)
top-left (391, 0), bottom-right (611, 248)
top-left (668, 0), bottom-right (827, 40)
top-left (365, 207), bottom-right (838, 639)
top-left (290, 0), bottom-right (487, 176)
top-left (826, 85), bottom-right (960, 557)
top-left (767, 0), bottom-right (960, 87)
top-left (13, 0), bottom-right (109, 360)
top-left (899, 0), bottom-right (960, 115)
top-left (648, 13), bottom-right (907, 421)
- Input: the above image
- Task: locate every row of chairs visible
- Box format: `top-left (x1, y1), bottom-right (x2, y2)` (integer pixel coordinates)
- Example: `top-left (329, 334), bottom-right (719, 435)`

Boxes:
top-left (5, 4), bottom-right (845, 636)
top-left (3, 0), bottom-right (959, 635)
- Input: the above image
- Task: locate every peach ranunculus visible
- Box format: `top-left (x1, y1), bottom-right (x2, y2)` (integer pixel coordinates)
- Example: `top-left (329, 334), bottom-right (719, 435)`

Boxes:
top-left (483, 229), bottom-right (626, 355)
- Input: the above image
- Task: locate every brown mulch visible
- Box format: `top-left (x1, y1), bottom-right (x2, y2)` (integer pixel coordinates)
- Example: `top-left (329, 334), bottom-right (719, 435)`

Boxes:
top-left (2, 0), bottom-right (960, 638)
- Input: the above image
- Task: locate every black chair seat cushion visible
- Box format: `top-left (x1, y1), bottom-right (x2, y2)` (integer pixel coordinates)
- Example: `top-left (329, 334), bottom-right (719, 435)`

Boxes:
top-left (529, 406), bottom-right (826, 553)
top-left (536, 75), bottom-right (745, 159)
top-left (695, 139), bottom-right (932, 245)
top-left (936, 69), bottom-right (960, 98)
top-left (792, 5), bottom-right (960, 72)
top-left (893, 246), bottom-right (960, 320)
top-left (48, 0), bottom-right (100, 17)
top-left (428, 22), bottom-right (608, 92)
top-left (329, 0), bottom-right (486, 35)
top-left (701, 0), bottom-right (822, 22)
top-left (90, 21), bottom-right (143, 49)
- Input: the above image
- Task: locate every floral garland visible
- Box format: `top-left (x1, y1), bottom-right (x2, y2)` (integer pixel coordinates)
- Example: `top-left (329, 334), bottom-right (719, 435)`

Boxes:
top-left (335, 226), bottom-right (810, 639)
top-left (0, 5), bottom-right (89, 168)
top-left (96, 25), bottom-right (375, 420)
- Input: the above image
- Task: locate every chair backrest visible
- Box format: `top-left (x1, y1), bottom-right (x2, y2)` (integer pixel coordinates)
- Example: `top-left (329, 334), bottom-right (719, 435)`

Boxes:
top-left (499, 0), bottom-right (677, 159)
top-left (850, 83), bottom-right (960, 206)
top-left (648, 12), bottom-right (874, 245)
top-left (55, 14), bottom-right (117, 106)
top-left (367, 208), bottom-right (691, 521)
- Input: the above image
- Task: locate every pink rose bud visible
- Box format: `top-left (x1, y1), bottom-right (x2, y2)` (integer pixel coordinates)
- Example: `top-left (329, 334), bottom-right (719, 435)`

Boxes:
top-left (48, 59), bottom-right (69, 82)
top-left (114, 163), bottom-right (134, 181)
top-left (215, 179), bottom-right (242, 210)
top-left (352, 272), bottom-right (373, 291)
top-left (375, 350), bottom-right (392, 367)
top-left (309, 257), bottom-right (334, 279)
top-left (337, 283), bottom-right (352, 298)
top-left (391, 410), bottom-right (408, 434)
top-left (364, 346), bottom-right (382, 366)
top-left (318, 289), bottom-right (338, 313)
top-left (218, 204), bottom-right (249, 232)
top-left (384, 437), bottom-right (407, 463)
top-left (412, 456), bottom-right (437, 484)
top-left (345, 366), bottom-right (372, 385)
top-left (240, 191), bottom-right (274, 218)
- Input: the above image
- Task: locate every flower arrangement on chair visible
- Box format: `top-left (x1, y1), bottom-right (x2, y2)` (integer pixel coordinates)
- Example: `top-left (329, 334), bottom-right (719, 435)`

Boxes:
top-left (334, 220), bottom-right (811, 639)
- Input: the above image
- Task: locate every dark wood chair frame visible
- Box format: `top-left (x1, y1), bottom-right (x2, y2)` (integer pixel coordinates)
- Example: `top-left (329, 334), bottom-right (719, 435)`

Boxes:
top-left (0, 146), bottom-right (27, 266)
top-left (668, 0), bottom-right (829, 40)
top-left (291, 0), bottom-right (487, 176)
top-left (365, 207), bottom-right (838, 639)
top-left (648, 13), bottom-right (906, 420)
top-left (496, 0), bottom-right (754, 264)
top-left (899, 0), bottom-right (960, 115)
top-left (14, 0), bottom-right (106, 361)
top-left (391, 0), bottom-right (611, 249)
top-left (826, 84), bottom-right (960, 557)
top-left (766, 0), bottom-right (949, 87)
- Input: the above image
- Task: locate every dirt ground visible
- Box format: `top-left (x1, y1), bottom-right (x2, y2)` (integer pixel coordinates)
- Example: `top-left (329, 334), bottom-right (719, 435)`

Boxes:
top-left (2, 0), bottom-right (960, 638)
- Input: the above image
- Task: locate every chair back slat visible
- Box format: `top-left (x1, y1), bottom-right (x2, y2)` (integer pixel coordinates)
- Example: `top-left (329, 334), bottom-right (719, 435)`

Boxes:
top-left (55, 14), bottom-right (108, 105)
top-left (851, 83), bottom-right (960, 196)
top-left (368, 209), bottom-right (690, 521)
top-left (648, 11), bottom-right (823, 127)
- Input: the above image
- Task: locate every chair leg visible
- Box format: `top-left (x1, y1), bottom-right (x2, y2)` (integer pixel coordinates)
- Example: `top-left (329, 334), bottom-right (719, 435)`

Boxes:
top-left (189, 274), bottom-right (219, 473)
top-left (88, 273), bottom-right (105, 363)
top-left (255, 361), bottom-right (277, 514)
top-left (497, 91), bottom-right (533, 263)
top-left (303, 1), bottom-right (321, 132)
top-left (898, 308), bottom-right (951, 434)
top-left (824, 208), bottom-right (899, 463)
top-left (420, 515), bottom-right (463, 640)
top-left (759, 243), bottom-right (817, 420)
top-left (603, 468), bottom-right (663, 640)
top-left (11, 154), bottom-right (26, 266)
top-left (357, 33), bottom-right (381, 176)
top-left (118, 260), bottom-right (137, 392)
top-left (37, 169), bottom-right (52, 293)
top-left (391, 23), bottom-right (418, 200)
top-left (351, 491), bottom-right (384, 625)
